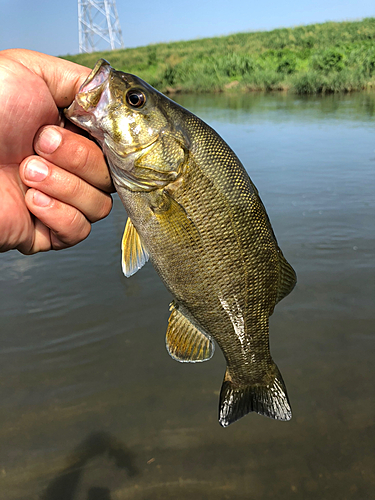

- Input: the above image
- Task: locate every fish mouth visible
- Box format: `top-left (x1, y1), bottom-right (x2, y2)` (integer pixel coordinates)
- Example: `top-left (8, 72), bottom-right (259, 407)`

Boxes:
top-left (79, 59), bottom-right (111, 94)
top-left (65, 59), bottom-right (112, 120)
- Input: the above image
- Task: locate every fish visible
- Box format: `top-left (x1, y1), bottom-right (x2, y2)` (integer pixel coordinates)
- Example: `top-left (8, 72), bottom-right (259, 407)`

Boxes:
top-left (65, 59), bottom-right (297, 427)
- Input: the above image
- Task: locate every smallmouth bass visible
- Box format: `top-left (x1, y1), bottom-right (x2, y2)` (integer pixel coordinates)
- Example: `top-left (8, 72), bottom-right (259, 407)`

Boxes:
top-left (65, 60), bottom-right (296, 427)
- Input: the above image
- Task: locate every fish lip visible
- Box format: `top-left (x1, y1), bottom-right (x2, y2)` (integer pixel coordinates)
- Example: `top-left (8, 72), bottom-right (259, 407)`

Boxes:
top-left (79, 59), bottom-right (112, 93)
top-left (65, 59), bottom-right (112, 122)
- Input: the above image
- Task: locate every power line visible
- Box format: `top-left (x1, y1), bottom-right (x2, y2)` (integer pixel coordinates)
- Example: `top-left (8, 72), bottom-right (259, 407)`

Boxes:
top-left (78, 0), bottom-right (124, 53)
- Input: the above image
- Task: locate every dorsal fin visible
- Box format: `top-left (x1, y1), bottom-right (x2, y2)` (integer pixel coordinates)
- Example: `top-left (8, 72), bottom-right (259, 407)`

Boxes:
top-left (121, 218), bottom-right (149, 277)
top-left (276, 251), bottom-right (297, 304)
top-left (166, 302), bottom-right (214, 363)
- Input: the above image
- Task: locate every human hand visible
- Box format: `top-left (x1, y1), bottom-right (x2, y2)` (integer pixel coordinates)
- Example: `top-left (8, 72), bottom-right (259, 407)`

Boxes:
top-left (0, 49), bottom-right (113, 254)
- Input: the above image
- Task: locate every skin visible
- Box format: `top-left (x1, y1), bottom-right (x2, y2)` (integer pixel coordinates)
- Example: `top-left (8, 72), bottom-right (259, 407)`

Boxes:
top-left (0, 49), bottom-right (114, 254)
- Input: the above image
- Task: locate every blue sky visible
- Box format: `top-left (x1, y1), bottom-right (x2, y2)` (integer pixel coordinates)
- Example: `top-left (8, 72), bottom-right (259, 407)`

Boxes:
top-left (1, 0), bottom-right (374, 56)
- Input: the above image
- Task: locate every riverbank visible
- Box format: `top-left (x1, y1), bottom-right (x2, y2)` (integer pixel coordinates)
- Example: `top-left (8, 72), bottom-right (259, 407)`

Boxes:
top-left (63, 18), bottom-right (375, 94)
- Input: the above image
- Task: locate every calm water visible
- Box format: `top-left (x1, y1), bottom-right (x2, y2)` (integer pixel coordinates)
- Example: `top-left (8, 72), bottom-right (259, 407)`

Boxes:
top-left (1, 92), bottom-right (374, 500)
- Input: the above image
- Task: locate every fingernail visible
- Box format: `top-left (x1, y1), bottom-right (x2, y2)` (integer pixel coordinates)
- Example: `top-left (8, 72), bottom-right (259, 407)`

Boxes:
top-left (33, 190), bottom-right (53, 207)
top-left (24, 159), bottom-right (49, 181)
top-left (36, 127), bottom-right (62, 154)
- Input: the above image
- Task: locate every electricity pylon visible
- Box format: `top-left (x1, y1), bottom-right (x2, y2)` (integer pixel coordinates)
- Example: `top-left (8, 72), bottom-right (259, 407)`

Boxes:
top-left (78, 0), bottom-right (124, 53)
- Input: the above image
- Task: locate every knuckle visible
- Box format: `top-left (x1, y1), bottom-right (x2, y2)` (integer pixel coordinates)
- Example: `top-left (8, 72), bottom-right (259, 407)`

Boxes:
top-left (67, 141), bottom-right (91, 174)
top-left (67, 175), bottom-right (84, 200)
top-left (86, 193), bottom-right (113, 223)
top-left (52, 209), bottom-right (91, 249)
top-left (58, 172), bottom-right (87, 203)
top-left (50, 237), bottom-right (69, 251)
top-left (67, 209), bottom-right (90, 236)
top-left (96, 194), bottom-right (113, 221)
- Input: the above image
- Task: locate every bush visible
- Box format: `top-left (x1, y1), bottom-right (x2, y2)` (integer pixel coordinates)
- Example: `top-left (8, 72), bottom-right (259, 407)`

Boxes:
top-left (292, 69), bottom-right (366, 94)
top-left (312, 49), bottom-right (346, 73)
top-left (362, 48), bottom-right (375, 76)
top-left (214, 53), bottom-right (256, 77)
top-left (292, 72), bottom-right (322, 94)
top-left (163, 65), bottom-right (178, 85)
top-left (323, 69), bottom-right (366, 92)
top-left (244, 69), bottom-right (285, 91)
top-left (277, 56), bottom-right (297, 74)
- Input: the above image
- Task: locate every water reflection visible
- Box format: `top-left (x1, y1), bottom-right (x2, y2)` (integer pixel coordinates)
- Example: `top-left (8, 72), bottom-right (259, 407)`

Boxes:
top-left (42, 432), bottom-right (138, 500)
top-left (174, 90), bottom-right (375, 123)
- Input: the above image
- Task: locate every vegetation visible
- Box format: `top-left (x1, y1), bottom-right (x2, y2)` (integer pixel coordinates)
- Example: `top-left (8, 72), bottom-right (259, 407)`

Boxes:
top-left (63, 18), bottom-right (375, 94)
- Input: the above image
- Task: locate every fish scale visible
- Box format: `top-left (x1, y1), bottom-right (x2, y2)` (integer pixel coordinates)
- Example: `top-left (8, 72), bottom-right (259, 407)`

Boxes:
top-left (65, 59), bottom-right (297, 427)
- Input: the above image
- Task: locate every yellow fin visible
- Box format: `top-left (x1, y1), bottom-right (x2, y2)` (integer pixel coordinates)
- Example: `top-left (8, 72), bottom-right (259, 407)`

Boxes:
top-left (166, 302), bottom-right (214, 363)
top-left (121, 218), bottom-right (149, 277)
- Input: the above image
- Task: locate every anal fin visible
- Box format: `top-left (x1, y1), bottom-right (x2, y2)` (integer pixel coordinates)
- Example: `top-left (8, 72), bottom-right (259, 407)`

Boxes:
top-left (121, 218), bottom-right (149, 277)
top-left (166, 302), bottom-right (214, 363)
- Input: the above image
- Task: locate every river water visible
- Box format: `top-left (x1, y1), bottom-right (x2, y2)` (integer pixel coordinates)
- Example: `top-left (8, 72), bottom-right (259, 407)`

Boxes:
top-left (1, 91), bottom-right (374, 499)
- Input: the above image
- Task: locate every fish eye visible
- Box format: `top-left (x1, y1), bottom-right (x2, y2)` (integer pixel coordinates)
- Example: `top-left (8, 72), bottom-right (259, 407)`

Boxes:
top-left (126, 90), bottom-right (146, 108)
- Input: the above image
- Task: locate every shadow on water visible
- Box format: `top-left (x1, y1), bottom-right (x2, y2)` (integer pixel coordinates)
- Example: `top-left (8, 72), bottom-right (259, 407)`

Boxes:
top-left (87, 489), bottom-right (111, 500)
top-left (42, 432), bottom-right (138, 500)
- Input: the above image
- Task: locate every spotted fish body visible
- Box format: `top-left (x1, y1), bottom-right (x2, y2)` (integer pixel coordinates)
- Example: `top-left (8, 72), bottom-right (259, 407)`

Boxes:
top-left (65, 60), bottom-right (296, 426)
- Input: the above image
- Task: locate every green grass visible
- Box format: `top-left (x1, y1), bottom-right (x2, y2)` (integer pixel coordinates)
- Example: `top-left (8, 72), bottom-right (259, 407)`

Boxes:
top-left (63, 18), bottom-right (375, 94)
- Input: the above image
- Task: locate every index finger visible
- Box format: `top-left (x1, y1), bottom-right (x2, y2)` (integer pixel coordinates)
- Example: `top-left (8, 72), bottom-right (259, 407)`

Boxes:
top-left (1, 49), bottom-right (90, 108)
top-left (34, 125), bottom-right (114, 193)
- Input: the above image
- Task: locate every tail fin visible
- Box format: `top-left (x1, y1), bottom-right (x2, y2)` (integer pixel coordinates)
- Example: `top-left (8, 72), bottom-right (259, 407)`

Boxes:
top-left (218, 363), bottom-right (292, 427)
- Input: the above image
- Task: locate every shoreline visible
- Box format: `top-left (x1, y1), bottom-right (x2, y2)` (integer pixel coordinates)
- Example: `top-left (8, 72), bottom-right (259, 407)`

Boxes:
top-left (63, 18), bottom-right (375, 95)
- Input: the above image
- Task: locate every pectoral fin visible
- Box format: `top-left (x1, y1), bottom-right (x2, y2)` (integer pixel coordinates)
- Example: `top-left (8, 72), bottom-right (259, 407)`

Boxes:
top-left (121, 218), bottom-right (149, 277)
top-left (151, 191), bottom-right (201, 247)
top-left (166, 302), bottom-right (214, 363)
